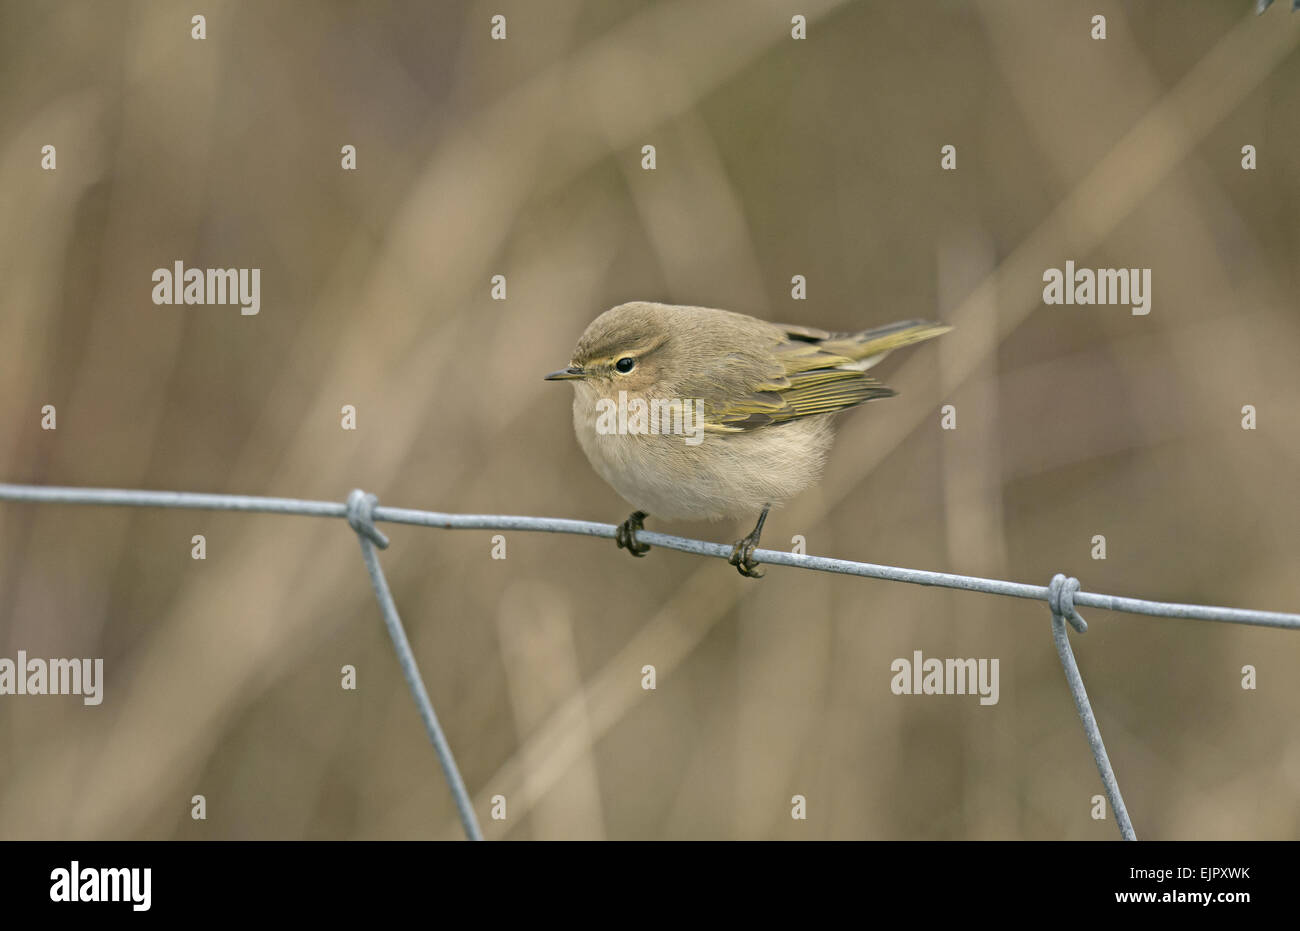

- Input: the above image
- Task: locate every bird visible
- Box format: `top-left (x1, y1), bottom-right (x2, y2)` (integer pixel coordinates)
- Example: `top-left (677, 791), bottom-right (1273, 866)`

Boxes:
top-left (545, 301), bottom-right (950, 578)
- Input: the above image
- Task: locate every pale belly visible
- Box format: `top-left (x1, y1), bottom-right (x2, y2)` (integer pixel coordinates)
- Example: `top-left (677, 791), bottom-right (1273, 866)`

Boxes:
top-left (572, 397), bottom-right (833, 520)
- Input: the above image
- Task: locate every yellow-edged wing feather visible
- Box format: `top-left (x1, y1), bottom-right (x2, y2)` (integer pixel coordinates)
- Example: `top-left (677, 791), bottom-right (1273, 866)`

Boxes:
top-left (706, 320), bottom-right (950, 431)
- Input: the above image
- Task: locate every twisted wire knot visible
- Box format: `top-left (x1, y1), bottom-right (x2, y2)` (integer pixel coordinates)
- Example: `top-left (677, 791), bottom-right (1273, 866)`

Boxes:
top-left (1049, 573), bottom-right (1088, 633)
top-left (346, 489), bottom-right (390, 549)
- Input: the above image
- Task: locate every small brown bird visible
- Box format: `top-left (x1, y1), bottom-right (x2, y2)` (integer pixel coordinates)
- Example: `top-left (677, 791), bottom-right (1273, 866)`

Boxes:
top-left (545, 302), bottom-right (950, 577)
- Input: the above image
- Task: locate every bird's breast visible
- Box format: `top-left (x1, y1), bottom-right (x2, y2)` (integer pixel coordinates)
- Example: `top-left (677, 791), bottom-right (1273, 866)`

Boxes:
top-left (571, 391), bottom-right (832, 521)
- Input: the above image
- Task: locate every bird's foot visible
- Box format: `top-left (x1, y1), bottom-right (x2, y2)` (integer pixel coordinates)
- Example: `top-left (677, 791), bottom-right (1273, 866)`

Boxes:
top-left (728, 538), bottom-right (764, 578)
top-left (615, 510), bottom-right (651, 557)
top-left (728, 505), bottom-right (770, 579)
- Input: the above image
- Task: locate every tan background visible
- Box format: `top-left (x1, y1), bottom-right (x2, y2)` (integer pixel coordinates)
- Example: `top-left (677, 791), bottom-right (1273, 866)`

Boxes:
top-left (0, 0), bottom-right (1297, 839)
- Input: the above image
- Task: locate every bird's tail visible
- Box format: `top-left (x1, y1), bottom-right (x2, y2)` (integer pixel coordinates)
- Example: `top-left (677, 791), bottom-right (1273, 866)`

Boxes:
top-left (829, 319), bottom-right (952, 370)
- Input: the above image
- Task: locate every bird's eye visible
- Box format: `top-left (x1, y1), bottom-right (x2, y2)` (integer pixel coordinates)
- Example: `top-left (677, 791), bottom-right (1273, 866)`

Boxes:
top-left (615, 357), bottom-right (636, 373)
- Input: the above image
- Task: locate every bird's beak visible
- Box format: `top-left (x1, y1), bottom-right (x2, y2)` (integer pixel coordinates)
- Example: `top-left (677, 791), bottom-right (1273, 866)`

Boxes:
top-left (544, 366), bottom-right (586, 381)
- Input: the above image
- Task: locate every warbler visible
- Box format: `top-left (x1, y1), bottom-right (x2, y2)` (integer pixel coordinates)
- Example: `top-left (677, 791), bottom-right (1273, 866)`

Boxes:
top-left (545, 302), bottom-right (950, 578)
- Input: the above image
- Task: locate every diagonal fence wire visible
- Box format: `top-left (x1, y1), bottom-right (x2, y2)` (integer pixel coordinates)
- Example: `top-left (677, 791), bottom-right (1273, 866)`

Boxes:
top-left (1046, 573), bottom-right (1134, 840)
top-left (2, 482), bottom-right (1298, 839)
top-left (343, 489), bottom-right (483, 841)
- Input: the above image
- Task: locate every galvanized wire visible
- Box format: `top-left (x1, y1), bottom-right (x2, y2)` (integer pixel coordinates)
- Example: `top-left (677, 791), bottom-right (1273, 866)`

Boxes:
top-left (1047, 574), bottom-right (1135, 840)
top-left (3, 481), bottom-right (1298, 839)
top-left (344, 490), bottom-right (483, 841)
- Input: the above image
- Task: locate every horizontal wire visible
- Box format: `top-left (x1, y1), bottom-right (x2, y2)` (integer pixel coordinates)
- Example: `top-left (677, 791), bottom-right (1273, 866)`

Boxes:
top-left (2, 482), bottom-right (1297, 631)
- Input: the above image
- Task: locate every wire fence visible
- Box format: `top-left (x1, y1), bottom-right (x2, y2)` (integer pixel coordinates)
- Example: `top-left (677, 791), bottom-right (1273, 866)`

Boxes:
top-left (2, 481), bottom-right (1298, 841)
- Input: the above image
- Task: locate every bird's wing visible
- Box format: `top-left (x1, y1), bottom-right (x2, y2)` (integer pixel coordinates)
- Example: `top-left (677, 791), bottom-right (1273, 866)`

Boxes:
top-left (816, 319), bottom-right (952, 366)
top-left (702, 320), bottom-right (948, 432)
top-left (703, 338), bottom-right (894, 432)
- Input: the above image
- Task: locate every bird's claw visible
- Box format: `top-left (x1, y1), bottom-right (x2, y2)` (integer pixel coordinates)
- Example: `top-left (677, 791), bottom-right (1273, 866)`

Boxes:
top-left (728, 505), bottom-right (770, 579)
top-left (616, 511), bottom-right (651, 557)
top-left (728, 537), bottom-right (765, 578)
top-left (728, 542), bottom-right (764, 578)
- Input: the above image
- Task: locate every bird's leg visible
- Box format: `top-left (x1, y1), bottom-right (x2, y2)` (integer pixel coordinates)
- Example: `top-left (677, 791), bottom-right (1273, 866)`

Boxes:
top-left (615, 510), bottom-right (651, 557)
top-left (728, 504), bottom-right (770, 579)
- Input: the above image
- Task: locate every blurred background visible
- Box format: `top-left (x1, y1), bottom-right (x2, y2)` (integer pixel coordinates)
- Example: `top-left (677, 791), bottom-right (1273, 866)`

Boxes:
top-left (0, 0), bottom-right (1298, 840)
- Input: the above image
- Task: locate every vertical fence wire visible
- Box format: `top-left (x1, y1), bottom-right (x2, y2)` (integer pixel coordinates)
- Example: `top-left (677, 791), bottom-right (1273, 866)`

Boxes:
top-left (1047, 574), bottom-right (1135, 839)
